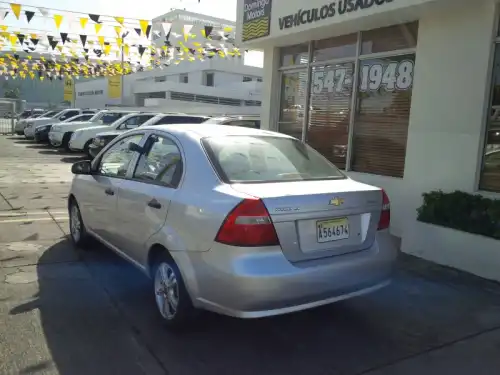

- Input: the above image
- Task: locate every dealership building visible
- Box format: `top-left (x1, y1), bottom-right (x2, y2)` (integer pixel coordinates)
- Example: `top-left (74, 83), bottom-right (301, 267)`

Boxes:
top-left (236, 0), bottom-right (500, 280)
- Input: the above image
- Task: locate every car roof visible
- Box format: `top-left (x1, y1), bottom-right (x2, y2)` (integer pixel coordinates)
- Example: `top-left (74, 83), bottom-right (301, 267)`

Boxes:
top-left (140, 124), bottom-right (288, 139)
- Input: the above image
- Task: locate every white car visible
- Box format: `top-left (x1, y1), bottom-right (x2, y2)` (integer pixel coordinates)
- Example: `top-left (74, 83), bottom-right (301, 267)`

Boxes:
top-left (23, 108), bottom-right (96, 139)
top-left (49, 110), bottom-right (136, 150)
top-left (15, 109), bottom-right (60, 135)
top-left (68, 113), bottom-right (159, 155)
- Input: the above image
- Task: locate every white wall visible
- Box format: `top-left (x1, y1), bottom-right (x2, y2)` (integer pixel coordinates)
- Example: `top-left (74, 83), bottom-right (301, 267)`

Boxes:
top-left (143, 98), bottom-right (262, 115)
top-left (400, 0), bottom-right (498, 250)
top-left (74, 77), bottom-right (135, 108)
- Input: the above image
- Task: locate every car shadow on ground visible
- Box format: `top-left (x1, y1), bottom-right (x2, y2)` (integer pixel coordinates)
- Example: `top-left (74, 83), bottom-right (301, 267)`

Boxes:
top-left (8, 239), bottom-right (500, 375)
top-left (25, 144), bottom-right (51, 149)
top-left (60, 156), bottom-right (87, 164)
top-left (14, 140), bottom-right (36, 144)
top-left (37, 150), bottom-right (75, 156)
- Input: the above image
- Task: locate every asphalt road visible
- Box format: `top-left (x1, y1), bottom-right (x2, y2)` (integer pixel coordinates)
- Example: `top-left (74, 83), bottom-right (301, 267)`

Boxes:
top-left (1, 135), bottom-right (500, 375)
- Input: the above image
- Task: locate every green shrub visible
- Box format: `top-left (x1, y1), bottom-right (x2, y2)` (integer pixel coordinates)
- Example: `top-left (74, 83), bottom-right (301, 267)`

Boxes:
top-left (417, 190), bottom-right (500, 240)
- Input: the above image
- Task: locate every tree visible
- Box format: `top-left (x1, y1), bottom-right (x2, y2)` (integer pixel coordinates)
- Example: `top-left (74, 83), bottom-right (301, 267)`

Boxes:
top-left (2, 82), bottom-right (20, 99)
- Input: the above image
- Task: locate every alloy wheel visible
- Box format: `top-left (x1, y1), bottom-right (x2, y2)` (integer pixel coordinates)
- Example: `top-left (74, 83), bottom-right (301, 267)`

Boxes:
top-left (154, 263), bottom-right (179, 320)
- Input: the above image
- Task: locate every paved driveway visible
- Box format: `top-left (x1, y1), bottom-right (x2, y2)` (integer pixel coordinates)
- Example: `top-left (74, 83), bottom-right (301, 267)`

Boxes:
top-left (1, 135), bottom-right (500, 375)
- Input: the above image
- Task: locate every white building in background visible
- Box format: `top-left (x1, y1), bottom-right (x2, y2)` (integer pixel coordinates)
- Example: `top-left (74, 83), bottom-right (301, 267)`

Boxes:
top-left (74, 9), bottom-right (263, 115)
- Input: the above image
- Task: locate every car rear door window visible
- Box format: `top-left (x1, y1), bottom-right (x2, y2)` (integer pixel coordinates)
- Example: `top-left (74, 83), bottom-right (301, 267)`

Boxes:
top-left (98, 134), bottom-right (144, 177)
top-left (60, 110), bottom-right (80, 120)
top-left (133, 135), bottom-right (183, 188)
top-left (75, 114), bottom-right (93, 122)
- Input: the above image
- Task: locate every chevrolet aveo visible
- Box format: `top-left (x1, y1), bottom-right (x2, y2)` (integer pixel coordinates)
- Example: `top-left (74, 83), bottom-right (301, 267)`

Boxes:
top-left (69, 124), bottom-right (397, 329)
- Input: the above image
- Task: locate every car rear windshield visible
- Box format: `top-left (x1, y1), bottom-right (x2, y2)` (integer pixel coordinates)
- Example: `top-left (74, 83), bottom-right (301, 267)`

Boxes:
top-left (202, 136), bottom-right (346, 183)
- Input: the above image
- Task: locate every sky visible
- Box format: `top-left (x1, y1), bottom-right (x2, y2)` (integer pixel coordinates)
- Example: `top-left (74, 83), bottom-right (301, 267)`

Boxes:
top-left (0, 0), bottom-right (264, 66)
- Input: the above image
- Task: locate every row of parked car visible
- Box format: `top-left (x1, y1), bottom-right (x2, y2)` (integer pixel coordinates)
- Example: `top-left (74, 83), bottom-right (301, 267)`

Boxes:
top-left (15, 108), bottom-right (261, 159)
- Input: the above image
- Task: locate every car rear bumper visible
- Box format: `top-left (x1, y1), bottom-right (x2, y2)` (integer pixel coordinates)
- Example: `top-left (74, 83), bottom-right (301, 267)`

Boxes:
top-left (48, 131), bottom-right (63, 147)
top-left (172, 230), bottom-right (397, 318)
top-left (24, 127), bottom-right (35, 138)
top-left (68, 141), bottom-right (84, 152)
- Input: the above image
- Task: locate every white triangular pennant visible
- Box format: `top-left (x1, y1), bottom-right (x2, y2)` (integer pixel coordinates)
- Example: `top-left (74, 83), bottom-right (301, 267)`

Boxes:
top-left (38, 7), bottom-right (49, 17)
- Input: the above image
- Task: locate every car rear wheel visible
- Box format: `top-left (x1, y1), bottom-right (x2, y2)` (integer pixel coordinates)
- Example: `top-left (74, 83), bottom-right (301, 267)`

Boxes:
top-left (83, 139), bottom-right (93, 158)
top-left (69, 199), bottom-right (91, 249)
top-left (152, 253), bottom-right (195, 330)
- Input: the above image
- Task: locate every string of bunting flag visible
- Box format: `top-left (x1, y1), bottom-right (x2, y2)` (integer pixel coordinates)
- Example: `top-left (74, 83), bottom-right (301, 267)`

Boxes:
top-left (0, 1), bottom-right (243, 80)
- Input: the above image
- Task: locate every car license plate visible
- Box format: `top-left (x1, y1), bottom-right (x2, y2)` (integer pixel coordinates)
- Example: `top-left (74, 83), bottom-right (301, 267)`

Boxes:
top-left (316, 218), bottom-right (349, 243)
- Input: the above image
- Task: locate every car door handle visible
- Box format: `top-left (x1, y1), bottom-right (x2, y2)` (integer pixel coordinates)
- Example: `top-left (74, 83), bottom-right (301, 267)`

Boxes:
top-left (105, 188), bottom-right (114, 196)
top-left (147, 199), bottom-right (161, 209)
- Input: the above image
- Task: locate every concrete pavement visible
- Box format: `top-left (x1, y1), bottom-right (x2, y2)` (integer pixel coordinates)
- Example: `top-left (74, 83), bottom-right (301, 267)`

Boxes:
top-left (1, 134), bottom-right (500, 375)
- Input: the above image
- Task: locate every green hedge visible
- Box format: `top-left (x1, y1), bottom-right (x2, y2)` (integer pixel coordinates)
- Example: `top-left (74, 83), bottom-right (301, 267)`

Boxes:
top-left (417, 190), bottom-right (500, 240)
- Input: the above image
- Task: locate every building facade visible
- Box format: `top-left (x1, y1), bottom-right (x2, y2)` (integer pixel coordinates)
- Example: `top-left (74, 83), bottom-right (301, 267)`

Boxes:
top-left (74, 58), bottom-right (263, 114)
top-left (236, 0), bottom-right (500, 280)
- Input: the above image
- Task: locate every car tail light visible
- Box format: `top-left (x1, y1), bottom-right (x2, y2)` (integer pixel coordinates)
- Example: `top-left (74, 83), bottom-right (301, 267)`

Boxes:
top-left (215, 198), bottom-right (280, 247)
top-left (377, 190), bottom-right (391, 230)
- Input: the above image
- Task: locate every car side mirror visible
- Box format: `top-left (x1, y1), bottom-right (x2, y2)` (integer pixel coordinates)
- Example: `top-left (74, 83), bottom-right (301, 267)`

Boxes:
top-left (71, 160), bottom-right (92, 175)
top-left (128, 142), bottom-right (144, 153)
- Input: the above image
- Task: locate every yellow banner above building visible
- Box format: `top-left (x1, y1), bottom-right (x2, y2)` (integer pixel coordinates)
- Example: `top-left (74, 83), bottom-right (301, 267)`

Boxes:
top-left (63, 78), bottom-right (74, 102)
top-left (108, 76), bottom-right (121, 99)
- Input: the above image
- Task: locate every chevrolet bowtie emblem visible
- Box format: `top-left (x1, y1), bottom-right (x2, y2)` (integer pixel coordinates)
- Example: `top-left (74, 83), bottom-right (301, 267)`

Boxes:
top-left (329, 197), bottom-right (344, 206)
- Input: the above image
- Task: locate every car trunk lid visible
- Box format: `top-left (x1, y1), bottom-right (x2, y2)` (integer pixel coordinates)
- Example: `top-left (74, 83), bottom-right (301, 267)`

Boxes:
top-left (231, 179), bottom-right (383, 263)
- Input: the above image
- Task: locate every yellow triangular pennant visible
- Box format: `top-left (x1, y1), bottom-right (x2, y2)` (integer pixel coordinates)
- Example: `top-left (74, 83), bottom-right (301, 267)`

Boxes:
top-left (1, 26), bottom-right (8, 32)
top-left (115, 17), bottom-right (124, 25)
top-left (80, 18), bottom-right (88, 29)
top-left (10, 3), bottom-right (21, 20)
top-left (54, 14), bottom-right (63, 29)
top-left (9, 34), bottom-right (16, 46)
top-left (139, 20), bottom-right (149, 36)
top-left (114, 26), bottom-right (121, 37)
top-left (116, 38), bottom-right (122, 48)
top-left (95, 24), bottom-right (103, 34)
top-left (98, 36), bottom-right (105, 46)
top-left (104, 44), bottom-right (111, 55)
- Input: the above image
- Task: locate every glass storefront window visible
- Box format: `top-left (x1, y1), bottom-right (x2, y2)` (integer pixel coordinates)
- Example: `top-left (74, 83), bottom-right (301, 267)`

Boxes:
top-left (278, 70), bottom-right (308, 140)
top-left (361, 22), bottom-right (419, 55)
top-left (351, 55), bottom-right (415, 177)
top-left (277, 22), bottom-right (418, 177)
top-left (312, 33), bottom-right (357, 62)
top-left (280, 44), bottom-right (309, 66)
top-left (479, 46), bottom-right (500, 192)
top-left (307, 62), bottom-right (354, 169)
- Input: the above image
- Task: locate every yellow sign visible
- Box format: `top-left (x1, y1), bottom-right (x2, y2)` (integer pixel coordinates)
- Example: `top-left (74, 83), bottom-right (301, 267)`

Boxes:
top-left (329, 197), bottom-right (344, 206)
top-left (63, 78), bottom-right (74, 102)
top-left (107, 75), bottom-right (121, 99)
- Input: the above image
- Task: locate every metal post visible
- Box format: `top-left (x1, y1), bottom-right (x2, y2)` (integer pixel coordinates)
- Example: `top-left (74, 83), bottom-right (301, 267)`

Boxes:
top-left (11, 100), bottom-right (16, 134)
top-left (121, 31), bottom-right (129, 106)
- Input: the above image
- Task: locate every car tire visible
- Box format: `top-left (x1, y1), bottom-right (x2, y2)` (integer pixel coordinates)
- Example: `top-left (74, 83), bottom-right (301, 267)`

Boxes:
top-left (152, 252), bottom-right (196, 330)
top-left (83, 139), bottom-right (93, 158)
top-left (62, 132), bottom-right (73, 152)
top-left (68, 199), bottom-right (91, 249)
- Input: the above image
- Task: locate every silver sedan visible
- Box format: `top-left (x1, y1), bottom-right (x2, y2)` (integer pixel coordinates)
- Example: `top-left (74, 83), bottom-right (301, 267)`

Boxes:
top-left (68, 124), bottom-right (397, 329)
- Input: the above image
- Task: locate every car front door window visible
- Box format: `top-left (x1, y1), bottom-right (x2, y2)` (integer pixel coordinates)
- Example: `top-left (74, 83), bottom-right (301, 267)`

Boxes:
top-left (98, 134), bottom-right (144, 178)
top-left (133, 135), bottom-right (183, 187)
